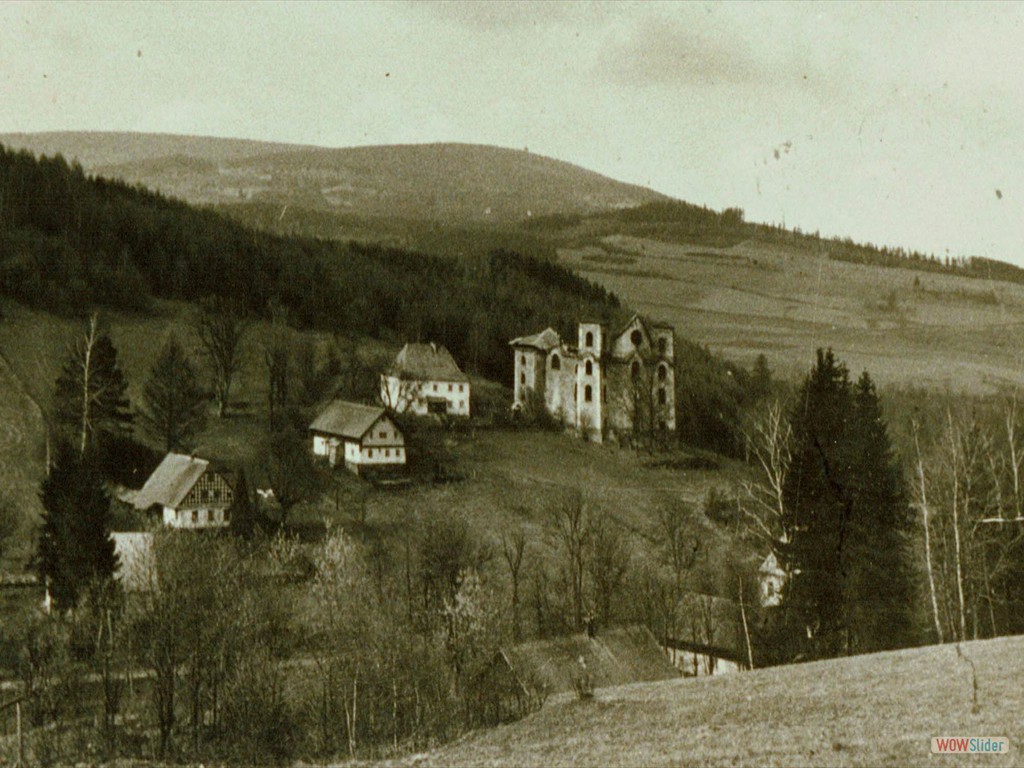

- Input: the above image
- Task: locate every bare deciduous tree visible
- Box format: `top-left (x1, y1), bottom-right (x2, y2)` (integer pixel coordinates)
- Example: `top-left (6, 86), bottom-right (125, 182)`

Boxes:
top-left (194, 296), bottom-right (251, 418)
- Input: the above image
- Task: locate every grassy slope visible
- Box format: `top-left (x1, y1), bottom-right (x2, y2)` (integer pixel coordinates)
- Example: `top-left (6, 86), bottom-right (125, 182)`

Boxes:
top-left (379, 635), bottom-right (1024, 768)
top-left (561, 235), bottom-right (1024, 393)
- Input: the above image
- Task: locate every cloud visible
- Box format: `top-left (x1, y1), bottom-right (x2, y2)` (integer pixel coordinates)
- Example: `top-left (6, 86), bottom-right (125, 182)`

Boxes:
top-left (595, 13), bottom-right (764, 89)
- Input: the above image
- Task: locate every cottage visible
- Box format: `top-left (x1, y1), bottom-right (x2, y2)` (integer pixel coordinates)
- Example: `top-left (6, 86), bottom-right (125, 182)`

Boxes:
top-left (511, 312), bottom-right (675, 443)
top-left (380, 342), bottom-right (470, 417)
top-left (475, 625), bottom-right (678, 724)
top-left (133, 453), bottom-right (234, 529)
top-left (759, 551), bottom-right (786, 608)
top-left (309, 400), bottom-right (406, 474)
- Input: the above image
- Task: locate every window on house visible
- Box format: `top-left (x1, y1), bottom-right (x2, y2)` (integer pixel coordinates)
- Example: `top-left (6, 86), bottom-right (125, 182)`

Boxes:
top-left (658, 387), bottom-right (667, 405)
top-left (459, 384), bottom-right (464, 392)
top-left (521, 354), bottom-right (526, 365)
top-left (584, 385), bottom-right (592, 402)
top-left (551, 354), bottom-right (560, 370)
top-left (631, 361), bottom-right (641, 379)
top-left (631, 329), bottom-right (643, 346)
top-left (574, 383), bottom-right (577, 400)
top-left (192, 510), bottom-right (199, 525)
top-left (385, 449), bottom-right (390, 458)
top-left (224, 509), bottom-right (231, 522)
top-left (658, 364), bottom-right (667, 381)
top-left (585, 331), bottom-right (593, 347)
top-left (448, 384), bottom-right (453, 392)
top-left (585, 360), bottom-right (592, 376)
top-left (659, 337), bottom-right (667, 355)
top-left (367, 448), bottom-right (374, 458)
top-left (433, 383), bottom-right (438, 392)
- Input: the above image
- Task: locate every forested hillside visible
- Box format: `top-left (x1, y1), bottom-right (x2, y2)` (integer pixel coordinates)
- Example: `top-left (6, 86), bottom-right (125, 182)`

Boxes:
top-left (0, 145), bottom-right (621, 383)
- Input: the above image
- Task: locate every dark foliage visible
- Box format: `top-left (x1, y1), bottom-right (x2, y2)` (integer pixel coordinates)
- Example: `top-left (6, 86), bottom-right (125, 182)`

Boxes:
top-left (37, 443), bottom-right (119, 611)
top-left (139, 335), bottom-right (207, 451)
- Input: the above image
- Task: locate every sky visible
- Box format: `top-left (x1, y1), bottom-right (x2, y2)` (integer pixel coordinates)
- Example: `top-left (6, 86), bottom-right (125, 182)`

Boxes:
top-left (1, 0), bottom-right (1023, 265)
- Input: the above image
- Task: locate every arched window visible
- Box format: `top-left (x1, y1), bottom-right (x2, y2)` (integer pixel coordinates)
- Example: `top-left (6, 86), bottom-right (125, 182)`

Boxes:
top-left (585, 331), bottom-right (594, 347)
top-left (584, 385), bottom-right (593, 402)
top-left (585, 360), bottom-right (593, 376)
top-left (520, 354), bottom-right (526, 365)
top-left (658, 387), bottom-right (667, 405)
top-left (658, 364), bottom-right (667, 381)
top-left (631, 329), bottom-right (642, 347)
top-left (551, 354), bottom-right (561, 370)
top-left (631, 361), bottom-right (640, 379)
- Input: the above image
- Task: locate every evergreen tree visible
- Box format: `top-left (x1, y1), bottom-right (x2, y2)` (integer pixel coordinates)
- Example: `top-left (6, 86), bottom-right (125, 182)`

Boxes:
top-left (845, 371), bottom-right (916, 652)
top-left (139, 335), bottom-right (207, 451)
top-left (37, 443), bottom-right (119, 611)
top-left (780, 348), bottom-right (854, 659)
top-left (53, 314), bottom-right (132, 457)
top-left (780, 351), bottom-right (916, 660)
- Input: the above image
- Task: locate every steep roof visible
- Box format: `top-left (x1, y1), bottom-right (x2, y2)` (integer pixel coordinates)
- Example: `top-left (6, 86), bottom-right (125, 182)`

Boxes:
top-left (509, 327), bottom-right (562, 351)
top-left (388, 343), bottom-right (469, 382)
top-left (133, 453), bottom-right (210, 510)
top-left (309, 400), bottom-right (388, 439)
top-left (498, 625), bottom-right (678, 697)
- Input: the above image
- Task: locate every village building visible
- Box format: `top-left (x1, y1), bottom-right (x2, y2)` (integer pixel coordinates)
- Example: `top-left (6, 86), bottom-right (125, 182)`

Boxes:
top-left (510, 312), bottom-right (676, 443)
top-left (309, 400), bottom-right (406, 475)
top-left (132, 453), bottom-right (234, 529)
top-left (759, 551), bottom-right (786, 608)
top-left (380, 342), bottom-right (470, 417)
top-left (476, 625), bottom-right (678, 725)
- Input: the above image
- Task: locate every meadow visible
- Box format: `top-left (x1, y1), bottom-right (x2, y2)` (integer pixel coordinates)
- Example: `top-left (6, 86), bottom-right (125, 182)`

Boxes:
top-left (376, 634), bottom-right (1024, 768)
top-left (560, 235), bottom-right (1024, 393)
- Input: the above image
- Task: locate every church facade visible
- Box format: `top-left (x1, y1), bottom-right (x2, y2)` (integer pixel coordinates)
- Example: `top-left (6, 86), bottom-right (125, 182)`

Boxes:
top-left (510, 313), bottom-right (676, 443)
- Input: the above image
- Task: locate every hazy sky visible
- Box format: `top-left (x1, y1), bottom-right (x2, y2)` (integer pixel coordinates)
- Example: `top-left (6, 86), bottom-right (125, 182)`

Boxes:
top-left (2, 1), bottom-right (1023, 264)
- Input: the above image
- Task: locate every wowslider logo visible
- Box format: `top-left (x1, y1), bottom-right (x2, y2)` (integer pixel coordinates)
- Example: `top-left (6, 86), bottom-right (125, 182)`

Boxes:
top-left (932, 737), bottom-right (1010, 754)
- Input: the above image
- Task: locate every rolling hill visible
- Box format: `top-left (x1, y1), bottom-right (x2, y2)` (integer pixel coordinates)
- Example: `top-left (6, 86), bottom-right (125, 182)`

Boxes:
top-left (0, 132), bottom-right (668, 224)
top-left (376, 634), bottom-right (1024, 768)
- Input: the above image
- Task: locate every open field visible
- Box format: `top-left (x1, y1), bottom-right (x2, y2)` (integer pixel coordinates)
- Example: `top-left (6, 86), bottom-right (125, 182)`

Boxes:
top-left (561, 235), bottom-right (1024, 393)
top-left (375, 634), bottom-right (1024, 768)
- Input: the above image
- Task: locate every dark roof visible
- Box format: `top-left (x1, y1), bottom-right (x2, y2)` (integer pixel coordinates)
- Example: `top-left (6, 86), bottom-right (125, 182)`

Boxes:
top-left (133, 453), bottom-right (210, 510)
top-left (498, 625), bottom-right (678, 696)
top-left (387, 343), bottom-right (469, 382)
top-left (309, 400), bottom-right (389, 439)
top-left (509, 327), bottom-right (562, 351)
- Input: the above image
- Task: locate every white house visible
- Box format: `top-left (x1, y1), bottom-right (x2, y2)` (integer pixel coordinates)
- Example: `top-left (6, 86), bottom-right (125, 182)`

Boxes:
top-left (309, 400), bottom-right (406, 475)
top-left (133, 453), bottom-right (235, 529)
top-left (759, 552), bottom-right (786, 608)
top-left (380, 342), bottom-right (470, 417)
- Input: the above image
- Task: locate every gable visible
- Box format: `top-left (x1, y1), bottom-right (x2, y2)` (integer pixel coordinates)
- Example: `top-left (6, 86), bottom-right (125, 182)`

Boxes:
top-left (610, 315), bottom-right (653, 359)
top-left (180, 470), bottom-right (234, 509)
top-left (361, 414), bottom-right (405, 446)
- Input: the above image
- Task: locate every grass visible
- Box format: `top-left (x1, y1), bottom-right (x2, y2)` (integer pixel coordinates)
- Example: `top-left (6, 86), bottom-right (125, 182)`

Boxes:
top-left (373, 635), bottom-right (1024, 768)
top-left (560, 235), bottom-right (1024, 393)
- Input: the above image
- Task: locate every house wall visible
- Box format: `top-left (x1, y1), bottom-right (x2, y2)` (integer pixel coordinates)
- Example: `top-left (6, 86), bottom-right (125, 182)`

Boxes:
top-left (382, 375), bottom-right (470, 416)
top-left (544, 348), bottom-right (578, 425)
top-left (164, 504), bottom-right (230, 529)
top-left (513, 347), bottom-right (545, 409)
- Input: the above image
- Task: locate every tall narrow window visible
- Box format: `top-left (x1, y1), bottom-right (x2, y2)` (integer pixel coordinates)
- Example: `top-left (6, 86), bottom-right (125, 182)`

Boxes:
top-left (585, 360), bottom-right (592, 376)
top-left (658, 337), bottom-right (667, 355)
top-left (658, 387), bottom-right (667, 405)
top-left (584, 385), bottom-right (593, 402)
top-left (585, 331), bottom-right (594, 347)
top-left (521, 354), bottom-right (526, 365)
top-left (658, 364), bottom-right (667, 381)
top-left (551, 354), bottom-right (561, 370)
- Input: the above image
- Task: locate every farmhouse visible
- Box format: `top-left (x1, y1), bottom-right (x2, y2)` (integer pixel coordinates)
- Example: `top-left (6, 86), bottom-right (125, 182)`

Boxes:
top-left (309, 400), bottom-right (406, 474)
top-left (132, 453), bottom-right (234, 529)
top-left (380, 342), bottom-right (470, 417)
top-left (511, 312), bottom-right (675, 442)
top-left (476, 625), bottom-right (678, 724)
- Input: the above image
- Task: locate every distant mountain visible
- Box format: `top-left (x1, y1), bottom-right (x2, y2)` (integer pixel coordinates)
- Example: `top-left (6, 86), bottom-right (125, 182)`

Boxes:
top-left (0, 132), bottom-right (669, 225)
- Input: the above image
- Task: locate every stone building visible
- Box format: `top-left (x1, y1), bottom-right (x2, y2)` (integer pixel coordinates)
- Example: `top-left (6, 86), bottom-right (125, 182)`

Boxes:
top-left (510, 313), bottom-right (675, 443)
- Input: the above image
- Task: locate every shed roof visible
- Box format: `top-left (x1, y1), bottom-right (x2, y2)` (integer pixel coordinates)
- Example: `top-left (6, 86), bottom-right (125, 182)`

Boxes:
top-left (309, 400), bottom-right (388, 439)
top-left (498, 625), bottom-right (677, 697)
top-left (133, 453), bottom-right (210, 510)
top-left (388, 343), bottom-right (469, 382)
top-left (509, 327), bottom-right (562, 351)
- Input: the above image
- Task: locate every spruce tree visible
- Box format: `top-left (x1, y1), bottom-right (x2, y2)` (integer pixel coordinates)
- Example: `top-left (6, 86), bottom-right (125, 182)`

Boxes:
top-left (780, 348), bottom-right (854, 659)
top-left (139, 335), bottom-right (207, 452)
top-left (846, 371), bottom-right (916, 652)
top-left (37, 443), bottom-right (119, 611)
